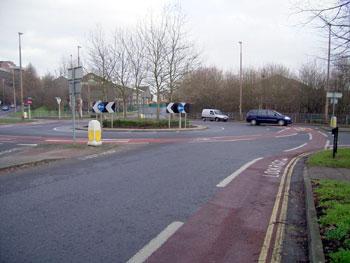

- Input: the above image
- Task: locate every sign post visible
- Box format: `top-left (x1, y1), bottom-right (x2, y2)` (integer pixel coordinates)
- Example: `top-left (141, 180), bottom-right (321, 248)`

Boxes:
top-left (27, 97), bottom-right (32, 120)
top-left (68, 66), bottom-right (83, 146)
top-left (55, 97), bottom-right (61, 119)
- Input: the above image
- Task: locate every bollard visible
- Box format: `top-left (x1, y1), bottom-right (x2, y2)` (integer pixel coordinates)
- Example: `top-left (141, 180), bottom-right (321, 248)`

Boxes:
top-left (23, 112), bottom-right (28, 119)
top-left (330, 116), bottom-right (337, 128)
top-left (88, 120), bottom-right (102, 146)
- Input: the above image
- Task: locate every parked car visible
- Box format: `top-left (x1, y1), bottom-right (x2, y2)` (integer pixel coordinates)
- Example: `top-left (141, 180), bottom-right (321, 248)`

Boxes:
top-left (246, 109), bottom-right (292, 126)
top-left (10, 103), bottom-right (15, 108)
top-left (202, 109), bottom-right (229, 122)
top-left (2, 106), bottom-right (9, 111)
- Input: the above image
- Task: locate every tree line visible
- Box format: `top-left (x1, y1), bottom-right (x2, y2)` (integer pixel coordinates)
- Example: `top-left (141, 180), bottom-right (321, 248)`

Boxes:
top-left (2, 1), bottom-right (349, 118)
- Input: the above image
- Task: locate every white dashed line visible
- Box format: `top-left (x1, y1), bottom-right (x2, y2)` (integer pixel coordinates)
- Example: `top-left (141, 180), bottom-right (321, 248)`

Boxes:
top-left (126, 221), bottom-right (184, 263)
top-left (216, 157), bottom-right (263, 187)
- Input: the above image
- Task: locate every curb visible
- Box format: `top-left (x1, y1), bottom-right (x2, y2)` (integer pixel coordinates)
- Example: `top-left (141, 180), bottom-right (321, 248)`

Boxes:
top-left (303, 166), bottom-right (325, 263)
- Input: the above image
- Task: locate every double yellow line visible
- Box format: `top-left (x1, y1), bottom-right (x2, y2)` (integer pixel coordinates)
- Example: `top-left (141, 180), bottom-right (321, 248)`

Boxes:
top-left (258, 152), bottom-right (309, 263)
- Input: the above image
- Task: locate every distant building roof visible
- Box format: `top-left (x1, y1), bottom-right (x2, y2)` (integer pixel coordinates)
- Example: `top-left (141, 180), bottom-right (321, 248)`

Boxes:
top-left (0, 61), bottom-right (17, 69)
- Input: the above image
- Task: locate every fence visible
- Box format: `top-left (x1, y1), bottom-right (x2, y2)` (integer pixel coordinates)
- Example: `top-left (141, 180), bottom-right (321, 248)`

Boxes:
top-left (27, 108), bottom-right (350, 125)
top-left (189, 112), bottom-right (350, 125)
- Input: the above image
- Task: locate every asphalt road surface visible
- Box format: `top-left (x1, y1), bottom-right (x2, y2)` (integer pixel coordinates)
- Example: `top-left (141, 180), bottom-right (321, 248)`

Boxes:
top-left (0, 120), bottom-right (349, 262)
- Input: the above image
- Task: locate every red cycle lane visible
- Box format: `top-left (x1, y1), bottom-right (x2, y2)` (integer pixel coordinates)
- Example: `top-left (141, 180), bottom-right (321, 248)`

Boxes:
top-left (142, 128), bottom-right (327, 263)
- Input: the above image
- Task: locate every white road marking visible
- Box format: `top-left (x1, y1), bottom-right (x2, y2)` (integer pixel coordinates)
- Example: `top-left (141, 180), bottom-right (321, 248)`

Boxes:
top-left (78, 150), bottom-right (117, 160)
top-left (126, 221), bottom-right (184, 263)
top-left (308, 133), bottom-right (312, 141)
top-left (216, 157), bottom-right (263, 188)
top-left (324, 140), bottom-right (330, 150)
top-left (0, 148), bottom-right (22, 155)
top-left (283, 143), bottom-right (308, 152)
top-left (276, 133), bottom-right (297, 138)
top-left (17, 144), bottom-right (38, 146)
top-left (317, 130), bottom-right (328, 137)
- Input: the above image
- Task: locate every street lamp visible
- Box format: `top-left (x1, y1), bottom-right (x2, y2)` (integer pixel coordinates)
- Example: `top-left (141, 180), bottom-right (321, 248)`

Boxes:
top-left (239, 41), bottom-right (243, 120)
top-left (78, 46), bottom-right (82, 66)
top-left (19, 32), bottom-right (24, 120)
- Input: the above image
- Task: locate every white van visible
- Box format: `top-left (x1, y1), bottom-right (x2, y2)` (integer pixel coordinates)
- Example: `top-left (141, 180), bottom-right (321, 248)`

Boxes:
top-left (201, 109), bottom-right (229, 122)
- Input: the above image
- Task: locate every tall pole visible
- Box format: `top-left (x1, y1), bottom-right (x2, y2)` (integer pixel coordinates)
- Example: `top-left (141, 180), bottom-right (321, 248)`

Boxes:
top-left (239, 41), bottom-right (243, 120)
top-left (12, 68), bottom-right (17, 113)
top-left (19, 32), bottom-right (24, 120)
top-left (325, 24), bottom-right (331, 123)
top-left (77, 46), bottom-right (81, 66)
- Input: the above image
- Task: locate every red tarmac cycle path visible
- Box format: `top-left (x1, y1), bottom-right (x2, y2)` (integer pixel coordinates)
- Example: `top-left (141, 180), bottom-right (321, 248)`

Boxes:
top-left (142, 127), bottom-right (327, 263)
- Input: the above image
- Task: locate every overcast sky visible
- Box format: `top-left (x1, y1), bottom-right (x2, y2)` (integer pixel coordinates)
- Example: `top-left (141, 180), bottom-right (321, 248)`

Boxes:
top-left (1, 0), bottom-right (329, 77)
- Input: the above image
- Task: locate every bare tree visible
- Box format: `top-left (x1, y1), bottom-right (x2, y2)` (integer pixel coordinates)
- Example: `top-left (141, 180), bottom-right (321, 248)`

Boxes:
top-left (295, 0), bottom-right (350, 59)
top-left (163, 4), bottom-right (200, 103)
top-left (111, 28), bottom-right (133, 118)
top-left (86, 25), bottom-right (117, 102)
top-left (141, 12), bottom-right (169, 120)
top-left (126, 27), bottom-right (148, 118)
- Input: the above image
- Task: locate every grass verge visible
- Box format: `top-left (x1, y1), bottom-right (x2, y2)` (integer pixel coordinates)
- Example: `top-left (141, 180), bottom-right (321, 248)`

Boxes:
top-left (0, 118), bottom-right (34, 124)
top-left (312, 180), bottom-right (350, 262)
top-left (309, 148), bottom-right (350, 262)
top-left (308, 148), bottom-right (350, 168)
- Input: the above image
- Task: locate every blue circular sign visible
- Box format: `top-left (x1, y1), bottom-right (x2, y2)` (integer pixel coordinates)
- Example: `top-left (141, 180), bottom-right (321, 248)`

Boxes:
top-left (97, 103), bottom-right (104, 111)
top-left (178, 104), bottom-right (184, 113)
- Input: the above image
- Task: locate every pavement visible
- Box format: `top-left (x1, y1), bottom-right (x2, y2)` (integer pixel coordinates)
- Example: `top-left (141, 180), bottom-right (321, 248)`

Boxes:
top-left (1, 139), bottom-right (349, 262)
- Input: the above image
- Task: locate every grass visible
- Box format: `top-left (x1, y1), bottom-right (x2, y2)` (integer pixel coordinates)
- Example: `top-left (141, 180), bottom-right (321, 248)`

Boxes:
top-left (312, 180), bottom-right (350, 262)
top-left (307, 148), bottom-right (350, 168)
top-left (309, 148), bottom-right (350, 262)
top-left (0, 118), bottom-right (34, 124)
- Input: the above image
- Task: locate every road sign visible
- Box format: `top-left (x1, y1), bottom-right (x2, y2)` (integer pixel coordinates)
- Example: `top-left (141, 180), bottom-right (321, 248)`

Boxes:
top-left (92, 101), bottom-right (116, 113)
top-left (166, 102), bottom-right (190, 114)
top-left (166, 103), bottom-right (179, 114)
top-left (178, 103), bottom-right (184, 113)
top-left (327, 92), bottom-right (342, 98)
top-left (55, 97), bottom-right (61, 104)
top-left (27, 99), bottom-right (32, 105)
top-left (68, 66), bottom-right (83, 80)
top-left (105, 102), bottom-right (116, 113)
top-left (330, 98), bottom-right (339, 104)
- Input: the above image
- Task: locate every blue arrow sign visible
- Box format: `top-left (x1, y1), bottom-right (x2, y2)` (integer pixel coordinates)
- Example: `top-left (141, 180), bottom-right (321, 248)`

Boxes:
top-left (97, 103), bottom-right (104, 111)
top-left (178, 104), bottom-right (184, 113)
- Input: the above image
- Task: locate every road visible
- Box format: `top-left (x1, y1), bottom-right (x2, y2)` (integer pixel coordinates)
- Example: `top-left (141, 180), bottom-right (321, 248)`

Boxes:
top-left (0, 119), bottom-right (348, 262)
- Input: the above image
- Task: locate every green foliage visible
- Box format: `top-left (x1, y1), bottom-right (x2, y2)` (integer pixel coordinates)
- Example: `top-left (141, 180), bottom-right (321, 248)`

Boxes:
top-left (329, 248), bottom-right (350, 263)
top-left (313, 179), bottom-right (350, 261)
top-left (102, 118), bottom-right (189, 128)
top-left (308, 149), bottom-right (350, 168)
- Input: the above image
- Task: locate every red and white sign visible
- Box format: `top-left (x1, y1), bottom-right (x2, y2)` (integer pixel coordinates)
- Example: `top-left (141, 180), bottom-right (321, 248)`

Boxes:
top-left (27, 99), bottom-right (32, 105)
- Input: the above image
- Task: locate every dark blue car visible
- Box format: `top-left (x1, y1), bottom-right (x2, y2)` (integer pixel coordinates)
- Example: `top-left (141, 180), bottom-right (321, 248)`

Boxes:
top-left (246, 109), bottom-right (292, 126)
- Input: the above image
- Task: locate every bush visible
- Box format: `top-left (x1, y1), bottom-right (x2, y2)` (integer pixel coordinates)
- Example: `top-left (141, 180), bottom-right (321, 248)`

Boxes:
top-left (102, 118), bottom-right (189, 129)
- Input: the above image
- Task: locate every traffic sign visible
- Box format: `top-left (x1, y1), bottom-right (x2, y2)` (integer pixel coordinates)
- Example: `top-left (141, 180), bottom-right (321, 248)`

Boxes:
top-left (327, 92), bottom-right (342, 98)
top-left (105, 102), bottom-right (116, 113)
top-left (178, 103), bottom-right (184, 113)
top-left (166, 103), bottom-right (179, 114)
top-left (166, 102), bottom-right (190, 114)
top-left (92, 101), bottom-right (116, 113)
top-left (27, 99), bottom-right (32, 105)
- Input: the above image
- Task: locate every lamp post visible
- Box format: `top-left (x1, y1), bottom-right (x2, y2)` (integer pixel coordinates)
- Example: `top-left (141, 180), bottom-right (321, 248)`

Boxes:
top-left (239, 41), bottom-right (243, 120)
top-left (18, 32), bottom-right (24, 120)
top-left (325, 24), bottom-right (331, 123)
top-left (77, 46), bottom-right (81, 66)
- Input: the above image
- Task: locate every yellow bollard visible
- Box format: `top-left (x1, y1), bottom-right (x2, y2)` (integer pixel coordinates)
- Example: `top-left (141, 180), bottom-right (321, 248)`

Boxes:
top-left (140, 114), bottom-right (145, 119)
top-left (88, 120), bottom-right (102, 146)
top-left (330, 116), bottom-right (337, 128)
top-left (23, 112), bottom-right (28, 119)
